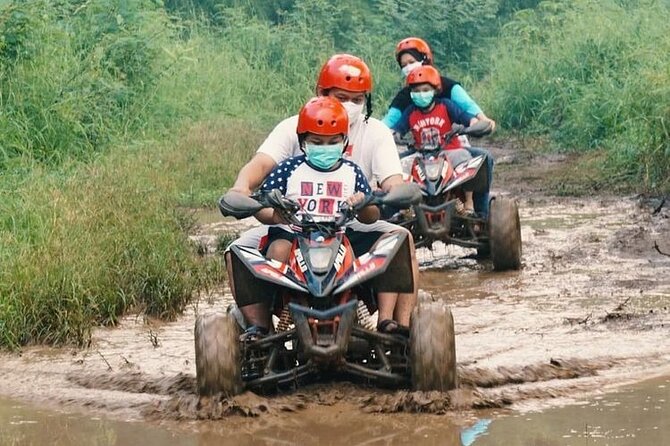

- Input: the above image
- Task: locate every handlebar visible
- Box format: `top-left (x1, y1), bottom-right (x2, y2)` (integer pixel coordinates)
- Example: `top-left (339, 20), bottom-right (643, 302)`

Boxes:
top-left (218, 183), bottom-right (422, 231)
top-left (399, 120), bottom-right (494, 153)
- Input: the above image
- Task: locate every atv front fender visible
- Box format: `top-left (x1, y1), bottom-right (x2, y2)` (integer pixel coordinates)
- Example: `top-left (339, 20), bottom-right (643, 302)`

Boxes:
top-left (334, 231), bottom-right (414, 294)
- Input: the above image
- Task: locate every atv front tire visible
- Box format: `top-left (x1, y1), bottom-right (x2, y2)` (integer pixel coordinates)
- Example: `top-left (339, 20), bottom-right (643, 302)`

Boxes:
top-left (410, 300), bottom-right (457, 391)
top-left (488, 196), bottom-right (522, 271)
top-left (195, 312), bottom-right (242, 396)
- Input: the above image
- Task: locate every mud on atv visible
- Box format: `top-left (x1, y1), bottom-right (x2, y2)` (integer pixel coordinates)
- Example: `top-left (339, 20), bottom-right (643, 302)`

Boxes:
top-left (392, 121), bottom-right (522, 271)
top-left (195, 185), bottom-right (457, 396)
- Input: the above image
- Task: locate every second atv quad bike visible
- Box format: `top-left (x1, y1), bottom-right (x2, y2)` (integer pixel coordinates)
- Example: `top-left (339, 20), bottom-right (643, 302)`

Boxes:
top-left (195, 184), bottom-right (457, 396)
top-left (391, 121), bottom-right (522, 271)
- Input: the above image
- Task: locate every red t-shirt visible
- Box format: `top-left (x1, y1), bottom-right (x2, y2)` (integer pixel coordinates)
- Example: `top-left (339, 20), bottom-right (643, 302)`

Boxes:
top-left (393, 98), bottom-right (475, 150)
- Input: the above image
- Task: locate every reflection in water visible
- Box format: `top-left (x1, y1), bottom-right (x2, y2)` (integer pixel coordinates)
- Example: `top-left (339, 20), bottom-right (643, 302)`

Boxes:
top-left (461, 419), bottom-right (492, 446)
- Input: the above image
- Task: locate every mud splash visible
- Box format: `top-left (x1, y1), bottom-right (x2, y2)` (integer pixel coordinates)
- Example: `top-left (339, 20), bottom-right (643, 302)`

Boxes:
top-left (68, 372), bottom-right (195, 395)
top-left (144, 391), bottom-right (307, 420)
top-left (60, 357), bottom-right (619, 420)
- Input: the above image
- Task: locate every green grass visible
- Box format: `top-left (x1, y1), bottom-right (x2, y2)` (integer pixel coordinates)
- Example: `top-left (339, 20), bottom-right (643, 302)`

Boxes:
top-left (0, 115), bottom-right (267, 347)
top-left (1, 160), bottom-right (207, 347)
top-left (478, 0), bottom-right (670, 192)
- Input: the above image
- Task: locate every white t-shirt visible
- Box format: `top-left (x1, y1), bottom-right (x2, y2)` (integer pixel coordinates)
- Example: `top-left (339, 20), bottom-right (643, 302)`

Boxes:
top-left (257, 114), bottom-right (402, 187)
top-left (260, 155), bottom-right (370, 222)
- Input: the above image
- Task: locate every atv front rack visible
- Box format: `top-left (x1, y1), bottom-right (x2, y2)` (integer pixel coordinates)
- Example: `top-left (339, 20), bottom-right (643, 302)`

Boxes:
top-left (410, 200), bottom-right (489, 249)
top-left (240, 300), bottom-right (410, 391)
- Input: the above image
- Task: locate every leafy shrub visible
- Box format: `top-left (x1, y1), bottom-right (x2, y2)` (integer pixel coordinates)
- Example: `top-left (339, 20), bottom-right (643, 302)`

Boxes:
top-left (480, 0), bottom-right (670, 191)
top-left (0, 0), bottom-right (171, 168)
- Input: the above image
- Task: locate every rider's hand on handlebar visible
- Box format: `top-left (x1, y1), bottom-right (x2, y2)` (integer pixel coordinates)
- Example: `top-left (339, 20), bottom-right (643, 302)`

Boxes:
top-left (476, 113), bottom-right (497, 133)
top-left (346, 192), bottom-right (366, 209)
top-left (271, 208), bottom-right (290, 225)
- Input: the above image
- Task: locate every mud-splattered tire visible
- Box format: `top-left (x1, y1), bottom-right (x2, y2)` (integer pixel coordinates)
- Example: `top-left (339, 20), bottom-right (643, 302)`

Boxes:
top-left (194, 312), bottom-right (242, 396)
top-left (410, 301), bottom-right (457, 391)
top-left (488, 196), bottom-right (522, 271)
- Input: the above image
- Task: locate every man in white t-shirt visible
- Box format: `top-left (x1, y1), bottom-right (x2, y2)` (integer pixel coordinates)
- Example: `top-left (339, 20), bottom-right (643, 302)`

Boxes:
top-left (226, 54), bottom-right (418, 336)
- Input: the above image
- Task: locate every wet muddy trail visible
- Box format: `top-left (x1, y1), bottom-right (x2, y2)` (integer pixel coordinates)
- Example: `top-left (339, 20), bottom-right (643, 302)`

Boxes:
top-left (2, 376), bottom-right (666, 445)
top-left (1, 145), bottom-right (669, 444)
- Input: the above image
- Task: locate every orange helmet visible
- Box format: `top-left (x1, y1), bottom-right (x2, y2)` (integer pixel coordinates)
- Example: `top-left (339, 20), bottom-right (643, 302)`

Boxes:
top-left (395, 37), bottom-right (434, 65)
top-left (316, 54), bottom-right (372, 93)
top-left (297, 97), bottom-right (349, 136)
top-left (406, 65), bottom-right (442, 91)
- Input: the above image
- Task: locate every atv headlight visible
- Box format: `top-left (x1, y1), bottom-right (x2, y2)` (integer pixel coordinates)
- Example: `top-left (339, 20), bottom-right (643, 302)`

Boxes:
top-left (424, 160), bottom-right (443, 180)
top-left (307, 247), bottom-right (333, 272)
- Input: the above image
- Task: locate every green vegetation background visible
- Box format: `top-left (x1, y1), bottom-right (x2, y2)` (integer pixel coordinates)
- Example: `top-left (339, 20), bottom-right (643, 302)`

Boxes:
top-left (1, 0), bottom-right (668, 347)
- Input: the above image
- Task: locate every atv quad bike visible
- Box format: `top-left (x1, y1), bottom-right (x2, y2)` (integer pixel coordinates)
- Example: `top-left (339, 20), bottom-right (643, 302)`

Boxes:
top-left (195, 185), bottom-right (457, 396)
top-left (391, 121), bottom-right (522, 271)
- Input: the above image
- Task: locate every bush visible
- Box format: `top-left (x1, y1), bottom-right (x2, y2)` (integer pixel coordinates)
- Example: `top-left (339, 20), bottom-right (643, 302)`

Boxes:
top-left (0, 0), bottom-right (171, 168)
top-left (480, 0), bottom-right (670, 191)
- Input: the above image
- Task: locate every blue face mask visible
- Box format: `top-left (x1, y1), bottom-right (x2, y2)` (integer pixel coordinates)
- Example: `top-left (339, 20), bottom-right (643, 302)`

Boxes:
top-left (410, 90), bottom-right (435, 108)
top-left (304, 142), bottom-right (344, 170)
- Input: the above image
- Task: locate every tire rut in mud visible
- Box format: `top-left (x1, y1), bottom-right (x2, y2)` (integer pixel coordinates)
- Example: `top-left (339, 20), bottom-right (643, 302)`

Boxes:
top-left (67, 372), bottom-right (195, 395)
top-left (65, 357), bottom-right (618, 419)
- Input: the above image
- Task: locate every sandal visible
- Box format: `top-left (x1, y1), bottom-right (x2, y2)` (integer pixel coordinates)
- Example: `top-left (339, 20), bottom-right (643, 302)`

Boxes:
top-left (463, 207), bottom-right (476, 217)
top-left (239, 325), bottom-right (269, 342)
top-left (455, 200), bottom-right (476, 217)
top-left (377, 319), bottom-right (410, 337)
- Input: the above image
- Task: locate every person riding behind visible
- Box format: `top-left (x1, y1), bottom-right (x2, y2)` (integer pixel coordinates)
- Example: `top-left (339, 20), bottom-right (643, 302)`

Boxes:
top-left (382, 37), bottom-right (495, 218)
top-left (383, 37), bottom-right (495, 130)
top-left (391, 65), bottom-right (479, 215)
top-left (226, 54), bottom-right (418, 336)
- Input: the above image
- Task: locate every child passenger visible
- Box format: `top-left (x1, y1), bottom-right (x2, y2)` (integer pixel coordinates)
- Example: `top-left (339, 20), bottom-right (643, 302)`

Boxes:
top-left (256, 96), bottom-right (380, 264)
top-left (391, 65), bottom-right (479, 215)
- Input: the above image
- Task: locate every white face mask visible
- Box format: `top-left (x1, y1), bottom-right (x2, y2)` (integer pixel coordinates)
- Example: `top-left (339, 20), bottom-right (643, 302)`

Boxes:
top-left (401, 61), bottom-right (423, 77)
top-left (342, 101), bottom-right (364, 124)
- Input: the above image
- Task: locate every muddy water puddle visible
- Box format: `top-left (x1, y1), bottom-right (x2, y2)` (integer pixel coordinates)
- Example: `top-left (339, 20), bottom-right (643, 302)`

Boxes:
top-left (2, 377), bottom-right (667, 445)
top-left (0, 395), bottom-right (469, 445)
top-left (476, 376), bottom-right (670, 446)
top-left (0, 195), bottom-right (669, 442)
top-left (0, 397), bottom-right (194, 446)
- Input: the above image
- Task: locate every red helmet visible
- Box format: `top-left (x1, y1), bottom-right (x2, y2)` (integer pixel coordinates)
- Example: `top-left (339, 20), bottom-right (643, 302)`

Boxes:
top-left (395, 37), bottom-right (434, 65)
top-left (406, 65), bottom-right (442, 91)
top-left (297, 97), bottom-right (349, 136)
top-left (316, 54), bottom-right (372, 93)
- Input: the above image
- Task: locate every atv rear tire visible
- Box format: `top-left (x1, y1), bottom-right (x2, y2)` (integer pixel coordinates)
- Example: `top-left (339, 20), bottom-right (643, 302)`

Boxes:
top-left (410, 301), bottom-right (457, 391)
top-left (488, 196), bottom-right (522, 271)
top-left (195, 312), bottom-right (242, 396)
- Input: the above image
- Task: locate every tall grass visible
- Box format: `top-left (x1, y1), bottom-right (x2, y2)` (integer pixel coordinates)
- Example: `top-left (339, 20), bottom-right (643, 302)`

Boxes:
top-left (0, 0), bottom-right (172, 168)
top-left (0, 116), bottom-right (258, 348)
top-left (479, 0), bottom-right (670, 191)
top-left (165, 119), bottom-right (265, 207)
top-left (0, 155), bottom-right (212, 347)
